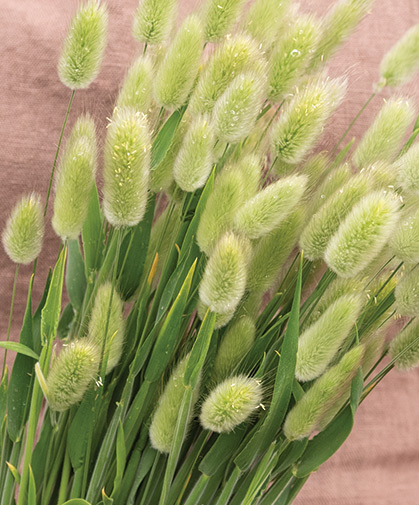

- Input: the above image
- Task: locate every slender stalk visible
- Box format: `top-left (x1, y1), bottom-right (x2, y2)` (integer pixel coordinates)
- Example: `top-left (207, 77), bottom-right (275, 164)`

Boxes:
top-left (2, 264), bottom-right (19, 378)
top-left (57, 450), bottom-right (71, 505)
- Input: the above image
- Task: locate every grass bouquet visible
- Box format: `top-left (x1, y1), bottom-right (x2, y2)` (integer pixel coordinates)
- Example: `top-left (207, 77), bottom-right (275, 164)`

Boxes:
top-left (1, 0), bottom-right (419, 504)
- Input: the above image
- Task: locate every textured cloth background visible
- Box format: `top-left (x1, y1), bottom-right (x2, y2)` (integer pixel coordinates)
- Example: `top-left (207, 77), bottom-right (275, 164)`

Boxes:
top-left (0, 0), bottom-right (418, 503)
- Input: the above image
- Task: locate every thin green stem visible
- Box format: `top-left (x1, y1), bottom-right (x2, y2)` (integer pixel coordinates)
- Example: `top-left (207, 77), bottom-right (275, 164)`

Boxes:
top-left (57, 449), bottom-right (71, 505)
top-left (2, 264), bottom-right (19, 378)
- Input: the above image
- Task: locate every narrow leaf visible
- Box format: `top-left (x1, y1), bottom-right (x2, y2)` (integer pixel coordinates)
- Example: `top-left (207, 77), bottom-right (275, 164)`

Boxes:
top-left (0, 342), bottom-right (39, 361)
top-left (32, 269), bottom-right (52, 354)
top-left (66, 239), bottom-right (87, 312)
top-left (150, 107), bottom-right (186, 170)
top-left (28, 466), bottom-right (36, 505)
top-left (6, 461), bottom-right (21, 484)
top-left (82, 183), bottom-right (104, 278)
top-left (112, 421), bottom-right (127, 497)
top-left (62, 500), bottom-right (92, 505)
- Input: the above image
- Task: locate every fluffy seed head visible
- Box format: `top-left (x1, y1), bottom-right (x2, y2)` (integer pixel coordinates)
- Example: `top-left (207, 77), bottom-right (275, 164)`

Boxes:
top-left (153, 15), bottom-right (203, 110)
top-left (271, 77), bottom-right (346, 164)
top-left (103, 108), bottom-right (150, 227)
top-left (199, 232), bottom-right (248, 315)
top-left (58, 0), bottom-right (108, 89)
top-left (149, 354), bottom-right (201, 453)
top-left (202, 0), bottom-right (246, 42)
top-left (197, 300), bottom-right (235, 329)
top-left (200, 375), bottom-right (262, 433)
top-left (389, 320), bottom-right (419, 371)
top-left (133, 0), bottom-right (177, 45)
top-left (173, 116), bottom-right (214, 192)
top-left (245, 0), bottom-right (291, 48)
top-left (296, 294), bottom-right (362, 382)
top-left (284, 345), bottom-right (364, 440)
top-left (268, 15), bottom-right (319, 102)
top-left (115, 55), bottom-right (153, 113)
top-left (300, 174), bottom-right (370, 260)
top-left (234, 175), bottom-right (307, 240)
top-left (52, 115), bottom-right (97, 240)
top-left (2, 194), bottom-right (44, 265)
top-left (87, 282), bottom-right (125, 374)
top-left (396, 267), bottom-right (419, 316)
top-left (212, 316), bottom-right (256, 383)
top-left (395, 143), bottom-right (419, 195)
top-left (325, 191), bottom-right (400, 278)
top-left (379, 23), bottom-right (419, 88)
top-left (212, 72), bottom-right (267, 144)
top-left (46, 341), bottom-right (100, 411)
top-left (353, 97), bottom-right (415, 168)
top-left (190, 34), bottom-right (263, 115)
top-left (311, 0), bottom-right (374, 68)
top-left (390, 208), bottom-right (419, 264)
top-left (309, 162), bottom-right (351, 214)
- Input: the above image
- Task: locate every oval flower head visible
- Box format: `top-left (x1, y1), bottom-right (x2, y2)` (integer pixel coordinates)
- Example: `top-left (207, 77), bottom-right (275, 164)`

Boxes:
top-left (213, 72), bottom-right (267, 145)
top-left (103, 108), bottom-right (150, 227)
top-left (202, 0), bottom-right (247, 42)
top-left (200, 375), bottom-right (262, 433)
top-left (270, 77), bottom-right (346, 165)
top-left (390, 208), bottom-right (419, 264)
top-left (199, 232), bottom-right (248, 315)
top-left (2, 194), bottom-right (44, 265)
top-left (389, 320), bottom-right (419, 371)
top-left (153, 15), bottom-right (203, 111)
top-left (115, 55), bottom-right (153, 113)
top-left (353, 97), bottom-right (415, 168)
top-left (133, 0), bottom-right (177, 45)
top-left (325, 191), bottom-right (400, 278)
top-left (58, 0), bottom-right (108, 90)
top-left (244, 0), bottom-right (291, 48)
top-left (395, 143), bottom-right (419, 195)
top-left (395, 267), bottom-right (419, 317)
top-left (378, 23), bottom-right (419, 88)
top-left (52, 115), bottom-right (97, 240)
top-left (46, 340), bottom-right (100, 412)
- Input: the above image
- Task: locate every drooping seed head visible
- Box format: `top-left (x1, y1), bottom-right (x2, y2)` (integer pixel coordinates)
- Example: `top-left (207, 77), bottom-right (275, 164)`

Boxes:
top-left (295, 294), bottom-right (362, 382)
top-left (46, 340), bottom-right (100, 411)
top-left (202, 0), bottom-right (247, 43)
top-left (173, 115), bottom-right (214, 192)
top-left (190, 34), bottom-right (263, 115)
top-left (52, 115), bottom-right (97, 240)
top-left (115, 55), bottom-right (153, 113)
top-left (284, 345), bottom-right (364, 440)
top-left (103, 108), bottom-right (150, 227)
top-left (212, 72), bottom-right (267, 144)
top-left (325, 191), bottom-right (400, 278)
top-left (234, 175), bottom-right (307, 240)
top-left (378, 23), bottom-right (419, 88)
top-left (58, 0), bottom-right (108, 89)
top-left (200, 375), bottom-right (262, 433)
top-left (133, 0), bottom-right (177, 45)
top-left (271, 77), bottom-right (347, 164)
top-left (395, 143), bottom-right (419, 195)
top-left (353, 97), bottom-right (415, 168)
top-left (2, 194), bottom-right (44, 265)
top-left (199, 232), bottom-right (248, 315)
top-left (149, 354), bottom-right (201, 453)
top-left (390, 208), bottom-right (419, 264)
top-left (87, 282), bottom-right (125, 374)
top-left (396, 267), bottom-right (419, 317)
top-left (153, 15), bottom-right (203, 110)
top-left (244, 0), bottom-right (291, 48)
top-left (389, 319), bottom-right (419, 371)
top-left (268, 15), bottom-right (319, 102)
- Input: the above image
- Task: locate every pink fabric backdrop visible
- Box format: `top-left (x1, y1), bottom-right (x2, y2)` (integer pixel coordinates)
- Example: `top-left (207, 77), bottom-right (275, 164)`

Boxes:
top-left (0, 0), bottom-right (418, 503)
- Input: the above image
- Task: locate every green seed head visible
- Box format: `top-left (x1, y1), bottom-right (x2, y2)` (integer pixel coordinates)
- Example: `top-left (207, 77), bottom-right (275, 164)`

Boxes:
top-left (325, 191), bottom-right (400, 278)
top-left (234, 175), bottom-right (307, 240)
top-left (58, 0), bottom-right (108, 89)
top-left (87, 282), bottom-right (125, 374)
top-left (396, 267), bottom-right (419, 317)
top-left (395, 143), bottom-right (419, 195)
top-left (389, 319), bottom-right (419, 371)
top-left (229, 154), bottom-right (261, 200)
top-left (212, 72), bottom-right (267, 144)
top-left (153, 15), bottom-right (203, 110)
top-left (361, 328), bottom-right (387, 376)
top-left (197, 300), bottom-right (235, 329)
top-left (268, 14), bottom-right (319, 102)
top-left (212, 316), bottom-right (256, 383)
top-left (46, 340), bottom-right (100, 412)
top-left (378, 23), bottom-right (419, 88)
top-left (2, 194), bottom-right (44, 265)
top-left (390, 207), bottom-right (419, 264)
top-left (202, 0), bottom-right (247, 43)
top-left (133, 0), bottom-right (177, 45)
top-left (353, 97), bottom-right (415, 168)
top-left (173, 115), bottom-right (214, 192)
top-left (296, 294), bottom-right (362, 382)
top-left (103, 108), bottom-right (150, 227)
top-left (200, 375), bottom-right (262, 433)
top-left (149, 354), bottom-right (201, 453)
top-left (190, 34), bottom-right (263, 115)
top-left (244, 0), bottom-right (291, 48)
top-left (52, 115), bottom-right (97, 240)
top-left (284, 345), bottom-right (364, 440)
top-left (115, 55), bottom-right (154, 113)
top-left (199, 232), bottom-right (248, 315)
top-left (271, 77), bottom-right (347, 164)
top-left (309, 162), bottom-right (351, 214)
